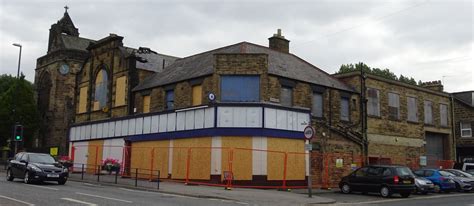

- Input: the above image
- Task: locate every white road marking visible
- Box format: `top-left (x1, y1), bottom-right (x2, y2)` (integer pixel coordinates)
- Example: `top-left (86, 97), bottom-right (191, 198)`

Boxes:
top-left (336, 193), bottom-right (474, 205)
top-left (0, 195), bottom-right (35, 206)
top-left (83, 183), bottom-right (96, 186)
top-left (61, 198), bottom-right (97, 206)
top-left (76, 192), bottom-right (133, 203)
top-left (25, 184), bottom-right (59, 191)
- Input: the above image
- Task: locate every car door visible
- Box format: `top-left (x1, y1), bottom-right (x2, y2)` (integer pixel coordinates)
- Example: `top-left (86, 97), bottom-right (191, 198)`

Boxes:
top-left (10, 153), bottom-right (23, 177)
top-left (17, 153), bottom-right (29, 176)
top-left (351, 167), bottom-right (370, 192)
top-left (366, 167), bottom-right (384, 192)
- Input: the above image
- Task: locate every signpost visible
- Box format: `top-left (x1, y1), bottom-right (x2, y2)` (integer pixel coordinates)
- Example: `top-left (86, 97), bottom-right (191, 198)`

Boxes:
top-left (304, 126), bottom-right (315, 198)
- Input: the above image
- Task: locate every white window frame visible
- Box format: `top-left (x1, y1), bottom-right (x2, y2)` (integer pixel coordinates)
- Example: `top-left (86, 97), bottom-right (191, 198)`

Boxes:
top-left (461, 122), bottom-right (472, 138)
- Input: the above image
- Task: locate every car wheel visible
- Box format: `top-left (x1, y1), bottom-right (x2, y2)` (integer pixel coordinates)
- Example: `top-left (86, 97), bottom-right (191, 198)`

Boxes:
top-left (433, 185), bottom-right (441, 193)
top-left (380, 186), bottom-right (392, 198)
top-left (341, 183), bottom-right (351, 194)
top-left (58, 178), bottom-right (67, 185)
top-left (6, 169), bottom-right (14, 181)
top-left (400, 192), bottom-right (410, 198)
top-left (421, 191), bottom-right (428, 195)
top-left (24, 172), bottom-right (31, 184)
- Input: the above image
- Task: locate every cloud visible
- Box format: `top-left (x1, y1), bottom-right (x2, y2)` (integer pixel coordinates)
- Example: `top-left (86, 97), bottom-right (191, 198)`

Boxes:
top-left (0, 0), bottom-right (472, 92)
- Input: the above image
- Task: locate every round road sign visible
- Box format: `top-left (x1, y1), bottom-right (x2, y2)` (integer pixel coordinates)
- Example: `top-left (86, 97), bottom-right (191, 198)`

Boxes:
top-left (304, 126), bottom-right (315, 140)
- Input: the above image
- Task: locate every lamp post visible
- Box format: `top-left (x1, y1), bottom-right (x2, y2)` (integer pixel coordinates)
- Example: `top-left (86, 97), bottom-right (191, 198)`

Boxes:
top-left (12, 43), bottom-right (22, 154)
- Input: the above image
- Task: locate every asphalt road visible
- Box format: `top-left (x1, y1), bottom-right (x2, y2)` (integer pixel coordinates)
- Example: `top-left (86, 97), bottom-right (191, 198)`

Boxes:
top-left (0, 177), bottom-right (247, 206)
top-left (316, 191), bottom-right (474, 206)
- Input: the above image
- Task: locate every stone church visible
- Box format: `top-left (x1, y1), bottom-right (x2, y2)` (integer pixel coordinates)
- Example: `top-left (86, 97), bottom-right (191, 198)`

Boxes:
top-left (34, 9), bottom-right (177, 155)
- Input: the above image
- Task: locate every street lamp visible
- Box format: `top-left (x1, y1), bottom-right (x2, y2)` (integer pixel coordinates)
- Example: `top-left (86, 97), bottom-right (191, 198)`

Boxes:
top-left (12, 43), bottom-right (22, 78)
top-left (12, 43), bottom-right (22, 154)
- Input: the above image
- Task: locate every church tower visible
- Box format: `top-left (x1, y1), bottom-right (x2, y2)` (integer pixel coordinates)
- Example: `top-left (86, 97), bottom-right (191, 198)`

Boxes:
top-left (34, 7), bottom-right (94, 155)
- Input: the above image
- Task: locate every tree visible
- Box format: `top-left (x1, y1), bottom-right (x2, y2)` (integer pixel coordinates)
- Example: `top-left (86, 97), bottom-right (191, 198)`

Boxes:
top-left (336, 62), bottom-right (419, 86)
top-left (0, 74), bottom-right (40, 150)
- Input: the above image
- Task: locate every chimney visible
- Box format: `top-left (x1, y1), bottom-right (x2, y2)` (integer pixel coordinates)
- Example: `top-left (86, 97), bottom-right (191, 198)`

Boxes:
top-left (421, 80), bottom-right (444, 92)
top-left (268, 29), bottom-right (290, 53)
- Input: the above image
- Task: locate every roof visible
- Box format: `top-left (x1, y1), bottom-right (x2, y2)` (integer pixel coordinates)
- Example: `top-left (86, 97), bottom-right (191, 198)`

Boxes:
top-left (120, 47), bottom-right (179, 72)
top-left (60, 34), bottom-right (95, 51)
top-left (334, 71), bottom-right (451, 98)
top-left (133, 42), bottom-right (355, 92)
top-left (452, 91), bottom-right (474, 107)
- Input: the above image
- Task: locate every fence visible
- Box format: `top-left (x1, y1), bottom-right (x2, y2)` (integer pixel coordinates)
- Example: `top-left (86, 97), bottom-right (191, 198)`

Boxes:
top-left (69, 144), bottom-right (456, 190)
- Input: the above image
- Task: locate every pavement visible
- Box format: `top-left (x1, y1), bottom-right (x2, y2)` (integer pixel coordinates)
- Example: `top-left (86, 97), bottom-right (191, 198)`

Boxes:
top-left (0, 169), bottom-right (336, 206)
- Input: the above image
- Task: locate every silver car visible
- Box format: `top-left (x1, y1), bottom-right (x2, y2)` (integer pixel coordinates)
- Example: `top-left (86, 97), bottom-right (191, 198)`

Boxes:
top-left (414, 176), bottom-right (435, 194)
top-left (443, 169), bottom-right (474, 192)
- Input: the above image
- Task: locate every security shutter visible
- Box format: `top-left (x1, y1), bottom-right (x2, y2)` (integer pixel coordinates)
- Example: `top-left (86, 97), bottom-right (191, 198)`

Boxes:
top-left (425, 132), bottom-right (445, 166)
top-left (424, 101), bottom-right (433, 124)
top-left (439, 104), bottom-right (448, 126)
top-left (388, 93), bottom-right (400, 120)
top-left (280, 86), bottom-right (293, 107)
top-left (407, 97), bottom-right (418, 122)
top-left (312, 93), bottom-right (323, 117)
top-left (367, 88), bottom-right (380, 116)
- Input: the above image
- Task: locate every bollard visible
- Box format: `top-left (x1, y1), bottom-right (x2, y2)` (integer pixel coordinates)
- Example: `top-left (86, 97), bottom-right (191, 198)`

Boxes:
top-left (97, 165), bottom-right (100, 182)
top-left (115, 169), bottom-right (118, 184)
top-left (135, 168), bottom-right (138, 187)
top-left (157, 170), bottom-right (160, 190)
top-left (81, 164), bottom-right (84, 180)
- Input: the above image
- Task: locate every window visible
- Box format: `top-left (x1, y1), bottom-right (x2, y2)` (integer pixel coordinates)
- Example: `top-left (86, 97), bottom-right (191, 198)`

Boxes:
top-left (143, 95), bottom-right (150, 113)
top-left (461, 122), bottom-right (472, 137)
top-left (280, 86), bottom-right (293, 107)
top-left (388, 93), bottom-right (400, 120)
top-left (165, 90), bottom-right (174, 110)
top-left (440, 104), bottom-right (448, 127)
top-left (424, 100), bottom-right (433, 124)
top-left (115, 76), bottom-right (126, 106)
top-left (78, 86), bottom-right (88, 113)
top-left (407, 97), bottom-right (418, 122)
top-left (340, 97), bottom-right (350, 121)
top-left (355, 167), bottom-right (368, 177)
top-left (312, 92), bottom-right (323, 117)
top-left (382, 168), bottom-right (392, 176)
top-left (220, 75), bottom-right (260, 102)
top-left (367, 88), bottom-right (380, 116)
top-left (192, 85), bottom-right (202, 106)
top-left (94, 69), bottom-right (108, 111)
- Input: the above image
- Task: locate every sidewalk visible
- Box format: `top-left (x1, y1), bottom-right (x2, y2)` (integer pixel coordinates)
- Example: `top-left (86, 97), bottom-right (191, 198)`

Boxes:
top-left (67, 172), bottom-right (335, 206)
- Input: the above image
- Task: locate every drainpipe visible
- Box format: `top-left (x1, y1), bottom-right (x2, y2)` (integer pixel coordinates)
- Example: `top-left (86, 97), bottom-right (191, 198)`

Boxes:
top-left (360, 64), bottom-right (368, 164)
top-left (450, 95), bottom-right (456, 161)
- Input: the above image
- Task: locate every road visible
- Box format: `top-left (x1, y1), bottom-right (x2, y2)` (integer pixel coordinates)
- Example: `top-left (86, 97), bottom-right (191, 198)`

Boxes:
top-left (315, 191), bottom-right (474, 206)
top-left (0, 177), bottom-right (246, 206)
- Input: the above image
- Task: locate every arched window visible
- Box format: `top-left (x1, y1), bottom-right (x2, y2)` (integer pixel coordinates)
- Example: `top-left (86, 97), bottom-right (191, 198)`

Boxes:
top-left (94, 68), bottom-right (108, 110)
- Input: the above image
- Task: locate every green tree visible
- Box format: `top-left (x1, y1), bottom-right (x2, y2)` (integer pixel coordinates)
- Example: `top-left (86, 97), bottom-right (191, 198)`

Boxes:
top-left (336, 62), bottom-right (418, 86)
top-left (0, 74), bottom-right (40, 150)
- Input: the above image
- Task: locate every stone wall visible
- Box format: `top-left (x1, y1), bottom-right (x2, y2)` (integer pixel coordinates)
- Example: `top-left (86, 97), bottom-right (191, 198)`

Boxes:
top-left (454, 99), bottom-right (474, 147)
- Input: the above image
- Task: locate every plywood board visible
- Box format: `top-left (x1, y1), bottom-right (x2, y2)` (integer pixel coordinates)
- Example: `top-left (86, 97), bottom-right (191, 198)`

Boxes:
top-left (267, 138), bottom-right (305, 180)
top-left (172, 137), bottom-right (212, 180)
top-left (131, 140), bottom-right (169, 179)
top-left (86, 140), bottom-right (104, 173)
top-left (221, 136), bottom-right (253, 180)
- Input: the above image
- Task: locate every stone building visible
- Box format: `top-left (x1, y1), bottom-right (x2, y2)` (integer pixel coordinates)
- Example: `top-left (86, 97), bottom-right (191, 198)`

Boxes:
top-left (68, 30), bottom-right (364, 186)
top-left (34, 10), bottom-right (94, 154)
top-left (452, 91), bottom-right (474, 162)
top-left (335, 73), bottom-right (455, 167)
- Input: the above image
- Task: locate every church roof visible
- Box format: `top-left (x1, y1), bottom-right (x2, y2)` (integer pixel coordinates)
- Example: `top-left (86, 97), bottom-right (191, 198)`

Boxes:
top-left (133, 41), bottom-right (355, 93)
top-left (60, 35), bottom-right (95, 51)
top-left (120, 47), bottom-right (179, 73)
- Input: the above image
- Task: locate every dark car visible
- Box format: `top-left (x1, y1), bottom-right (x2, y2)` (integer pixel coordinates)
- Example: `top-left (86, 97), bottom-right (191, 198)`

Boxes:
top-left (6, 152), bottom-right (68, 185)
top-left (339, 165), bottom-right (415, 198)
top-left (443, 169), bottom-right (474, 192)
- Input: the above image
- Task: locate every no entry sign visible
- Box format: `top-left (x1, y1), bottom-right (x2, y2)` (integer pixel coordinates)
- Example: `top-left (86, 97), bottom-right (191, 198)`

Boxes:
top-left (303, 126), bottom-right (315, 140)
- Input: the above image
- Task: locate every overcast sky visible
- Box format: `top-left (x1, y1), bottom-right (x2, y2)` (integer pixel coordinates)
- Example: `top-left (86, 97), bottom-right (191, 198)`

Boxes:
top-left (0, 0), bottom-right (472, 92)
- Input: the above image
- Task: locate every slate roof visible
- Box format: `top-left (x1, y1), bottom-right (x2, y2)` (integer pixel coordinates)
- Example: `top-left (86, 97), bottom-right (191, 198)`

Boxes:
top-left (120, 47), bottom-right (179, 72)
top-left (133, 41), bottom-right (355, 92)
top-left (60, 35), bottom-right (95, 51)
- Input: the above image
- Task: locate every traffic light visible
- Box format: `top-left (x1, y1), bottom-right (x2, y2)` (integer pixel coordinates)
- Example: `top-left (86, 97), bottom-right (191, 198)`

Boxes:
top-left (13, 124), bottom-right (23, 141)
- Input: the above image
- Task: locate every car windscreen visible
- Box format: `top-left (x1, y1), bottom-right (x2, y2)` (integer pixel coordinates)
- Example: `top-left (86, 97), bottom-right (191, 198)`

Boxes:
top-left (450, 170), bottom-right (473, 178)
top-left (29, 154), bottom-right (56, 164)
top-left (439, 171), bottom-right (455, 177)
top-left (395, 167), bottom-right (414, 176)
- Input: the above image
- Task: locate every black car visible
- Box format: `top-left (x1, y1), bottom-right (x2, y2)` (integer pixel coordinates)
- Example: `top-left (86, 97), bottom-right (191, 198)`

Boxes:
top-left (6, 152), bottom-right (68, 185)
top-left (339, 165), bottom-right (415, 198)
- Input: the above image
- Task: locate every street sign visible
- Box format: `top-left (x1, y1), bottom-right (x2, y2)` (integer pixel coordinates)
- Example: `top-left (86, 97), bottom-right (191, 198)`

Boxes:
top-left (304, 144), bottom-right (313, 151)
top-left (303, 126), bottom-right (315, 140)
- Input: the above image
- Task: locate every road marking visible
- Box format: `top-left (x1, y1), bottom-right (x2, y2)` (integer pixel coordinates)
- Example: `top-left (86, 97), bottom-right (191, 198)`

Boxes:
top-left (25, 184), bottom-right (59, 191)
top-left (336, 193), bottom-right (474, 205)
top-left (83, 183), bottom-right (96, 186)
top-left (76, 192), bottom-right (133, 203)
top-left (61, 198), bottom-right (97, 206)
top-left (0, 195), bottom-right (35, 206)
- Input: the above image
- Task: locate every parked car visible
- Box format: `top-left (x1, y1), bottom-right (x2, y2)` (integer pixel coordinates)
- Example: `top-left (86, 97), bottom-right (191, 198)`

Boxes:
top-left (339, 165), bottom-right (415, 198)
top-left (414, 176), bottom-right (434, 194)
top-left (462, 163), bottom-right (474, 173)
top-left (443, 169), bottom-right (474, 192)
top-left (6, 152), bottom-right (68, 185)
top-left (466, 170), bottom-right (474, 176)
top-left (413, 169), bottom-right (456, 193)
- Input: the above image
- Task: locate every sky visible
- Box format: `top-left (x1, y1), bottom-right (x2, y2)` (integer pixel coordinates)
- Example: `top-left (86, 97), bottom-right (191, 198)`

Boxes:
top-left (0, 0), bottom-right (472, 92)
